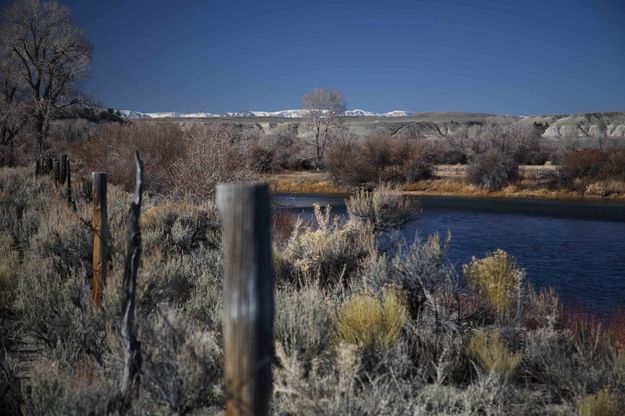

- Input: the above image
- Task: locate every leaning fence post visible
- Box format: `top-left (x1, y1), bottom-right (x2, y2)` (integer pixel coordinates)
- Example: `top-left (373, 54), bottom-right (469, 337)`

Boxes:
top-left (121, 151), bottom-right (144, 396)
top-left (217, 183), bottom-right (274, 416)
top-left (60, 154), bottom-right (67, 184)
top-left (91, 172), bottom-right (108, 308)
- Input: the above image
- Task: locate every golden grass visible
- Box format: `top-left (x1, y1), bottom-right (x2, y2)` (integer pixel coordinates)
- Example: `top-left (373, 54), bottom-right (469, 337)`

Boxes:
top-left (403, 179), bottom-right (625, 200)
top-left (265, 169), bottom-right (625, 201)
top-left (336, 287), bottom-right (407, 350)
top-left (263, 171), bottom-right (343, 194)
top-left (141, 201), bottom-right (199, 230)
top-left (467, 330), bottom-right (522, 377)
top-left (577, 388), bottom-right (623, 416)
top-left (463, 249), bottom-right (523, 322)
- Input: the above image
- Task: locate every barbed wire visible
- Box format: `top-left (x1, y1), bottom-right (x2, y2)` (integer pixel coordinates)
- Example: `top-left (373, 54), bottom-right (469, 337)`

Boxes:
top-left (39, 163), bottom-right (124, 263)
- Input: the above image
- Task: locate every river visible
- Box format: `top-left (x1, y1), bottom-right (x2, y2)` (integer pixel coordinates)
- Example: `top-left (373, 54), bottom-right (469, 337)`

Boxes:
top-left (273, 193), bottom-right (625, 312)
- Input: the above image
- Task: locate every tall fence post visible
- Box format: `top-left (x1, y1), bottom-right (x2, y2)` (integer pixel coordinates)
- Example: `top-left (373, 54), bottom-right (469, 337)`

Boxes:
top-left (60, 154), bottom-right (67, 184)
top-left (91, 172), bottom-right (108, 308)
top-left (121, 151), bottom-right (144, 396)
top-left (217, 183), bottom-right (274, 416)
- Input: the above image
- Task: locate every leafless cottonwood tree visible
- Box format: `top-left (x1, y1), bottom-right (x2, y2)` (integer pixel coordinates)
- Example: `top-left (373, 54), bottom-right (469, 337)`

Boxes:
top-left (1, 0), bottom-right (91, 153)
top-left (0, 53), bottom-right (29, 164)
top-left (301, 87), bottom-right (346, 169)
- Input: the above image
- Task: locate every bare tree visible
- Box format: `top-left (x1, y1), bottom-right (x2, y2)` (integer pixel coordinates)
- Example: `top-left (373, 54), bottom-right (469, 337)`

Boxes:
top-left (301, 87), bottom-right (346, 169)
top-left (575, 114), bottom-right (609, 149)
top-left (0, 53), bottom-right (29, 164)
top-left (1, 0), bottom-right (91, 152)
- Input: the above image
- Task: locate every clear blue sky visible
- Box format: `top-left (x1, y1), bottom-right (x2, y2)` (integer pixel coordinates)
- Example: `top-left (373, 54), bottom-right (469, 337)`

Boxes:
top-left (9, 0), bottom-right (625, 115)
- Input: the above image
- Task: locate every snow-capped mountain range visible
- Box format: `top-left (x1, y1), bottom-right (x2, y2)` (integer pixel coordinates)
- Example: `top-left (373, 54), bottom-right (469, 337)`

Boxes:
top-left (119, 109), bottom-right (413, 120)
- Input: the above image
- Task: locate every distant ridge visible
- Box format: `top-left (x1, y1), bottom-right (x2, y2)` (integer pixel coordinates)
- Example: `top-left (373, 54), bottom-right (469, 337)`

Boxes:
top-left (118, 108), bottom-right (416, 120)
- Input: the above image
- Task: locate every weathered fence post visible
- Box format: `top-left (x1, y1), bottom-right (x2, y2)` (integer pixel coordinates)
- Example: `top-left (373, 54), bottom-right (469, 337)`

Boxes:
top-left (121, 151), bottom-right (144, 396)
top-left (217, 183), bottom-right (274, 416)
top-left (52, 159), bottom-right (60, 183)
top-left (60, 154), bottom-right (67, 184)
top-left (46, 157), bottom-right (52, 175)
top-left (66, 158), bottom-right (73, 209)
top-left (35, 159), bottom-right (41, 178)
top-left (91, 172), bottom-right (108, 308)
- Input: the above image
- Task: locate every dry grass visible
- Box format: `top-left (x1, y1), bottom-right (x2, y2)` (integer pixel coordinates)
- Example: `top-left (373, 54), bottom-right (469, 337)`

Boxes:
top-left (265, 169), bottom-right (625, 201)
top-left (335, 287), bottom-right (407, 350)
top-left (576, 388), bottom-right (623, 416)
top-left (463, 249), bottom-right (524, 323)
top-left (263, 171), bottom-right (343, 194)
top-left (467, 330), bottom-right (523, 377)
top-left (4, 166), bottom-right (625, 415)
top-left (0, 234), bottom-right (18, 310)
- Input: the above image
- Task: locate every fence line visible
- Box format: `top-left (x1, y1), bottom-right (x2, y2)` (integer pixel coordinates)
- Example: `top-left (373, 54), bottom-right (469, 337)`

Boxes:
top-left (31, 155), bottom-right (275, 414)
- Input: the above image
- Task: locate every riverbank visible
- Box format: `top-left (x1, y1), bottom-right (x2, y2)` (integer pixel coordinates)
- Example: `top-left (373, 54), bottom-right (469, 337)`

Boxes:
top-left (264, 170), bottom-right (625, 201)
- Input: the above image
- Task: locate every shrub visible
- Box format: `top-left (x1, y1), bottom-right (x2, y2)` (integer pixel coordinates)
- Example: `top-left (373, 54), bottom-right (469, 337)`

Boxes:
top-left (345, 184), bottom-right (418, 230)
top-left (72, 122), bottom-right (186, 194)
top-left (271, 209), bottom-right (298, 246)
top-left (467, 330), bottom-right (522, 377)
top-left (0, 234), bottom-right (18, 310)
top-left (577, 388), bottom-right (622, 416)
top-left (524, 283), bottom-right (559, 330)
top-left (336, 287), bottom-right (407, 350)
top-left (141, 201), bottom-right (220, 255)
top-left (604, 149), bottom-right (625, 180)
top-left (467, 150), bottom-right (518, 191)
top-left (326, 134), bottom-right (434, 186)
top-left (275, 284), bottom-right (337, 362)
top-left (559, 149), bottom-right (607, 182)
top-left (171, 125), bottom-right (256, 198)
top-left (23, 357), bottom-right (123, 416)
top-left (275, 204), bottom-right (374, 287)
top-left (139, 309), bottom-right (223, 414)
top-left (463, 249), bottom-right (524, 323)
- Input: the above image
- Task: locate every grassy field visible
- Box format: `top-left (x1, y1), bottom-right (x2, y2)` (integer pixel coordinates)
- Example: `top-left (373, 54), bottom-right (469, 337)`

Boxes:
top-left (2, 168), bottom-right (625, 415)
top-left (0, 168), bottom-right (625, 416)
top-left (265, 166), bottom-right (625, 201)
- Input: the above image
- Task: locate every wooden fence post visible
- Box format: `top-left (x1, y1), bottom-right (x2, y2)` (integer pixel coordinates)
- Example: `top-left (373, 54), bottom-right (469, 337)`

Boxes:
top-left (66, 158), bottom-right (73, 208)
top-left (121, 151), bottom-right (144, 396)
top-left (91, 172), bottom-right (108, 308)
top-left (52, 159), bottom-right (60, 183)
top-left (35, 159), bottom-right (41, 178)
top-left (60, 154), bottom-right (67, 184)
top-left (217, 183), bottom-right (274, 416)
top-left (46, 157), bottom-right (52, 175)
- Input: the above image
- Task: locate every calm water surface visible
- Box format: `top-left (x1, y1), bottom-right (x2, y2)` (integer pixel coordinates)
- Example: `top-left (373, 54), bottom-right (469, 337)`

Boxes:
top-left (273, 193), bottom-right (625, 311)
